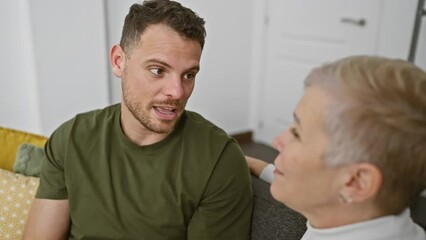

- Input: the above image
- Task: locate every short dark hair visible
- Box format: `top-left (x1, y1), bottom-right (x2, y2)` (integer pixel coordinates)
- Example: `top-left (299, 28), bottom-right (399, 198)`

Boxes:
top-left (120, 0), bottom-right (206, 56)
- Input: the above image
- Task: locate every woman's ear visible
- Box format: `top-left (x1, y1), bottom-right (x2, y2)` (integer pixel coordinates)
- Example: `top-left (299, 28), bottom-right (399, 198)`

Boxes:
top-left (110, 44), bottom-right (126, 78)
top-left (339, 163), bottom-right (382, 204)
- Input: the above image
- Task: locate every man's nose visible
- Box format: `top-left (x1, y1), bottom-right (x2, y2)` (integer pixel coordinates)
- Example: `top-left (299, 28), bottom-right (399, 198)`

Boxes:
top-left (164, 76), bottom-right (184, 99)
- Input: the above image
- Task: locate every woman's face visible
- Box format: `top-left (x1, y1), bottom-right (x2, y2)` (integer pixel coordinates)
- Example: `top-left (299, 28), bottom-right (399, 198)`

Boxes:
top-left (270, 86), bottom-right (344, 217)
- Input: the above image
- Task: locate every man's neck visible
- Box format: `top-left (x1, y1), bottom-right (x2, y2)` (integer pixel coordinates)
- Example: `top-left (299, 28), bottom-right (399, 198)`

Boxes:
top-left (120, 103), bottom-right (169, 146)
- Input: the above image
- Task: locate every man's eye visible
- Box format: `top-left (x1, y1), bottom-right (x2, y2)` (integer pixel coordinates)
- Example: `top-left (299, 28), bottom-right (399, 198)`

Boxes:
top-left (150, 68), bottom-right (163, 76)
top-left (290, 127), bottom-right (300, 139)
top-left (183, 72), bottom-right (196, 81)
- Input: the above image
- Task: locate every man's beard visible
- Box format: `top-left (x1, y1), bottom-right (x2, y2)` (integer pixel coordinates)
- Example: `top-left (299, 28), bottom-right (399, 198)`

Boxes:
top-left (122, 85), bottom-right (184, 134)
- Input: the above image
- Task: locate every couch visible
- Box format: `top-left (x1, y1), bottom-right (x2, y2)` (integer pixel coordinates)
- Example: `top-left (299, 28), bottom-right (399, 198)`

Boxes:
top-left (250, 175), bottom-right (306, 239)
top-left (0, 127), bottom-right (47, 239)
top-left (0, 126), bottom-right (307, 240)
top-left (1, 127), bottom-right (422, 240)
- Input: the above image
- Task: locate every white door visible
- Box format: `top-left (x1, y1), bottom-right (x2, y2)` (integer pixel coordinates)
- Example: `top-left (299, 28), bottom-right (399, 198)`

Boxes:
top-left (255, 0), bottom-right (384, 145)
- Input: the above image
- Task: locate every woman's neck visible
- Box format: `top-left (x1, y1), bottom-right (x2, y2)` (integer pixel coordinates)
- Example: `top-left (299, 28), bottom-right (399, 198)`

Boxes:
top-left (304, 202), bottom-right (384, 229)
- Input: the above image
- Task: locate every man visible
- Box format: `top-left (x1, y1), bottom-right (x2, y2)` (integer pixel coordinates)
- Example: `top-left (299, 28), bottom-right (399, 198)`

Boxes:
top-left (24, 1), bottom-right (252, 239)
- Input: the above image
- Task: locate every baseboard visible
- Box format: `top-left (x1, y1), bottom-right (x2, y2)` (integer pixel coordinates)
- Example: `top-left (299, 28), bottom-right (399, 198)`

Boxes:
top-left (231, 131), bottom-right (253, 144)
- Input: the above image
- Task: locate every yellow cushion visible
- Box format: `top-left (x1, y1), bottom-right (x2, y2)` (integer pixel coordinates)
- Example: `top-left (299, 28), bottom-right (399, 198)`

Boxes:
top-left (0, 127), bottom-right (47, 171)
top-left (0, 168), bottom-right (39, 239)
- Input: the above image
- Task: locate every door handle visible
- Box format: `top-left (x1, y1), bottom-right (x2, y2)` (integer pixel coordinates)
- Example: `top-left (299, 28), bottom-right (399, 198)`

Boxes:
top-left (340, 18), bottom-right (366, 27)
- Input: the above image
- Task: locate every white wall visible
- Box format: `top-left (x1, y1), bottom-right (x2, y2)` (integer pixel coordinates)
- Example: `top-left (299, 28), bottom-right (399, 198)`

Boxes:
top-left (1, 0), bottom-right (110, 136)
top-left (180, 1), bottom-right (253, 134)
top-left (29, 0), bottom-right (110, 136)
top-left (0, 0), bottom-right (41, 134)
top-left (1, 0), bottom-right (425, 137)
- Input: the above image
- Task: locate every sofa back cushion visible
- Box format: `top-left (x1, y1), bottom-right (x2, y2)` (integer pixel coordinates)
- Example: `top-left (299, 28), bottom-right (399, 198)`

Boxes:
top-left (0, 127), bottom-right (47, 171)
top-left (250, 176), bottom-right (307, 240)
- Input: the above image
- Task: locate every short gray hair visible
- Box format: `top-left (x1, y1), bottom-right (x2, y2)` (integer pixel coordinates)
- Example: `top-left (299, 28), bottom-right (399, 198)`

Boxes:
top-left (305, 55), bottom-right (426, 214)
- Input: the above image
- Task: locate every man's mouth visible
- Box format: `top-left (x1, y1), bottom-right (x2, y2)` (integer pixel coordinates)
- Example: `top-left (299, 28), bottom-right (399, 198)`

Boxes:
top-left (153, 106), bottom-right (179, 120)
top-left (154, 106), bottom-right (177, 114)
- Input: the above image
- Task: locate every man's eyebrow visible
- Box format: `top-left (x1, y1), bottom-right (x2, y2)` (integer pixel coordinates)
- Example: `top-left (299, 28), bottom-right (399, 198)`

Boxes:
top-left (144, 58), bottom-right (171, 68)
top-left (293, 112), bottom-right (301, 127)
top-left (188, 65), bottom-right (200, 72)
top-left (144, 58), bottom-right (200, 72)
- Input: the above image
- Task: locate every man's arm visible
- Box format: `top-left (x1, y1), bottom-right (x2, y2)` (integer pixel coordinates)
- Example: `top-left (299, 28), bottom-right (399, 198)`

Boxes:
top-left (23, 199), bottom-right (70, 240)
top-left (188, 141), bottom-right (253, 240)
top-left (23, 119), bottom-right (73, 239)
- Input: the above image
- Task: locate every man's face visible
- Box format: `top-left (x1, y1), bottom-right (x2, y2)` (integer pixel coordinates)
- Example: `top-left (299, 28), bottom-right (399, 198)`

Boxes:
top-left (270, 86), bottom-right (344, 216)
top-left (119, 24), bottom-right (201, 134)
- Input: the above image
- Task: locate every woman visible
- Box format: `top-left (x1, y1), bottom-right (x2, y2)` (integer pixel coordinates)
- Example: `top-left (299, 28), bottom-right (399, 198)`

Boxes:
top-left (247, 56), bottom-right (426, 239)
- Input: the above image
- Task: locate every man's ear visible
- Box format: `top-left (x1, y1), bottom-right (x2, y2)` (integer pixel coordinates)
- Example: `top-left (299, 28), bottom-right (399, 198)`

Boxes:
top-left (110, 44), bottom-right (126, 78)
top-left (340, 163), bottom-right (382, 203)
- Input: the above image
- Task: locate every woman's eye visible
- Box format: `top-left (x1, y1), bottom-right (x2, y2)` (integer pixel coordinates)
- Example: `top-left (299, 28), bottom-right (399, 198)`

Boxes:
top-left (290, 127), bottom-right (300, 139)
top-left (150, 68), bottom-right (163, 76)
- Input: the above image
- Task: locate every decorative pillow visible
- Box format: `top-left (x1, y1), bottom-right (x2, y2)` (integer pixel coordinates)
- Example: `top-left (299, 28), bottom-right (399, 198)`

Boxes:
top-left (0, 168), bottom-right (39, 239)
top-left (13, 143), bottom-right (45, 177)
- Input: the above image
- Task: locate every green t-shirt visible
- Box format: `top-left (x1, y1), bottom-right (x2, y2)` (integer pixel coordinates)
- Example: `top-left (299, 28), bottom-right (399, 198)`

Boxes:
top-left (36, 104), bottom-right (253, 239)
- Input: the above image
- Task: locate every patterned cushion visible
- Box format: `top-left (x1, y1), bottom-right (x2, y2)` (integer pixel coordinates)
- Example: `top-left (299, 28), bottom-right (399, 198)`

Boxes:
top-left (0, 168), bottom-right (39, 239)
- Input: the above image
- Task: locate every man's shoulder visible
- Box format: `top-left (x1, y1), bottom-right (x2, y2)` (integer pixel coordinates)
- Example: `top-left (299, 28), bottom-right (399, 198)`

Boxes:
top-left (183, 111), bottom-right (231, 141)
top-left (74, 103), bottom-right (120, 121)
top-left (53, 104), bottom-right (119, 138)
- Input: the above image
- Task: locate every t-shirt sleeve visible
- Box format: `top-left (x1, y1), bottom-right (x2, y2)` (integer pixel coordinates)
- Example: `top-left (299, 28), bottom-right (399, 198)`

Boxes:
top-left (187, 140), bottom-right (253, 240)
top-left (35, 121), bottom-right (72, 199)
top-left (259, 163), bottom-right (275, 184)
